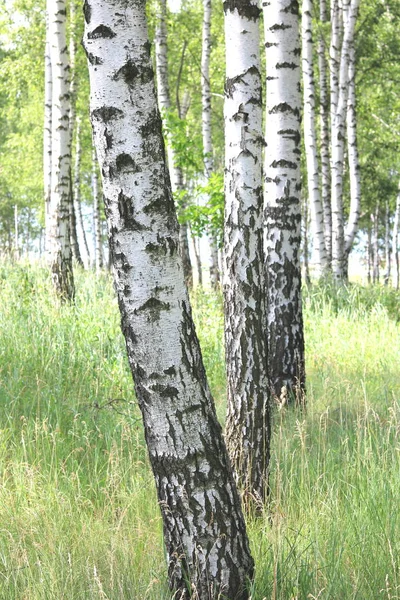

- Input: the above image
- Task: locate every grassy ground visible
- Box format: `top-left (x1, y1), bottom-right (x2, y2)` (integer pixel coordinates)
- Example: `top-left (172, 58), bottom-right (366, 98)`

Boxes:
top-left (0, 261), bottom-right (399, 599)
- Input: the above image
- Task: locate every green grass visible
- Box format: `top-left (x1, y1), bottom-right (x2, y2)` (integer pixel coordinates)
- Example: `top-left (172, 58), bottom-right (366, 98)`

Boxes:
top-left (0, 262), bottom-right (399, 599)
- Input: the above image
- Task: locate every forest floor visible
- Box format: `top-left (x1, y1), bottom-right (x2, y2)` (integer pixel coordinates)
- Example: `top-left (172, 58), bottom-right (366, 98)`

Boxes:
top-left (0, 261), bottom-right (399, 600)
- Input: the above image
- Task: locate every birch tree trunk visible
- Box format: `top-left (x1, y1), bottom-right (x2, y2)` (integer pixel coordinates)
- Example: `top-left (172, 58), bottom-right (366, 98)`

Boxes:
top-left (47, 0), bottom-right (74, 300)
top-left (43, 11), bottom-right (52, 248)
top-left (223, 0), bottom-right (270, 506)
top-left (344, 33), bottom-right (361, 265)
top-left (74, 118), bottom-right (91, 266)
top-left (372, 205), bottom-right (380, 284)
top-left (318, 0), bottom-right (331, 266)
top-left (392, 186), bottom-right (400, 289)
top-left (92, 146), bottom-right (103, 272)
top-left (384, 199), bottom-right (391, 286)
top-left (263, 0), bottom-right (305, 404)
top-left (83, 2), bottom-right (254, 598)
top-left (302, 0), bottom-right (327, 277)
top-left (330, 0), bottom-right (360, 280)
top-left (155, 0), bottom-right (193, 287)
top-left (68, 0), bottom-right (84, 267)
top-left (201, 0), bottom-right (220, 288)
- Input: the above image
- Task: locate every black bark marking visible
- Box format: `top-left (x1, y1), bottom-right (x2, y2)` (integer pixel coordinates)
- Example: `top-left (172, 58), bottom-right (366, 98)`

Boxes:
top-left (88, 25), bottom-right (116, 39)
top-left (223, 0), bottom-right (261, 20)
top-left (270, 23), bottom-right (291, 31)
top-left (145, 236), bottom-right (178, 258)
top-left (139, 109), bottom-right (162, 138)
top-left (115, 153), bottom-right (141, 175)
top-left (271, 159), bottom-right (298, 169)
top-left (282, 0), bottom-right (299, 14)
top-left (276, 62), bottom-right (298, 70)
top-left (83, 0), bottom-right (91, 24)
top-left (113, 60), bottom-right (139, 85)
top-left (117, 190), bottom-right (146, 231)
top-left (92, 106), bottom-right (123, 122)
top-left (278, 128), bottom-right (301, 146)
top-left (104, 129), bottom-right (113, 149)
top-left (270, 102), bottom-right (300, 116)
top-left (135, 297), bottom-right (170, 320)
top-left (150, 384), bottom-right (179, 398)
top-left (163, 366), bottom-right (177, 376)
top-left (86, 52), bottom-right (103, 65)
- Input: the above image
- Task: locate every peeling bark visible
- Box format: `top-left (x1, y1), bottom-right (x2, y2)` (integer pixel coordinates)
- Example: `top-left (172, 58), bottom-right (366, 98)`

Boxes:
top-left (223, 0), bottom-right (270, 506)
top-left (83, 2), bottom-right (254, 597)
top-left (263, 0), bottom-right (305, 404)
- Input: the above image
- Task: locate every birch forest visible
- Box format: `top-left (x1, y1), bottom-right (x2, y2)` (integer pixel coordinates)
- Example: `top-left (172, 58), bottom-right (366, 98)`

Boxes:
top-left (0, 0), bottom-right (400, 599)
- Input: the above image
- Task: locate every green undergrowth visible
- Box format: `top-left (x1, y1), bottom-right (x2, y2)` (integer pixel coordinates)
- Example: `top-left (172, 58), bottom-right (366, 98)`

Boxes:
top-left (0, 261), bottom-right (399, 599)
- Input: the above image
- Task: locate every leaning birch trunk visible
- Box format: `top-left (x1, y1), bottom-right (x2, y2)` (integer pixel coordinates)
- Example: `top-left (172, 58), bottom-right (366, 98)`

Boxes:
top-left (330, 0), bottom-right (360, 281)
top-left (223, 0), bottom-right (270, 506)
top-left (83, 2), bottom-right (254, 598)
top-left (155, 0), bottom-right (193, 287)
top-left (344, 25), bottom-right (361, 267)
top-left (92, 147), bottom-right (103, 272)
top-left (201, 0), bottom-right (220, 288)
top-left (263, 0), bottom-right (305, 404)
top-left (47, 0), bottom-right (74, 300)
top-left (43, 11), bottom-right (52, 248)
top-left (318, 0), bottom-right (331, 266)
top-left (302, 0), bottom-right (327, 277)
top-left (392, 186), bottom-right (400, 289)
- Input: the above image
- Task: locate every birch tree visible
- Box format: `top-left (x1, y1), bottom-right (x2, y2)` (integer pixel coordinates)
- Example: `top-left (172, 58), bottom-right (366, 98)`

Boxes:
top-left (201, 0), bottom-right (220, 288)
top-left (330, 0), bottom-right (360, 280)
top-left (344, 38), bottom-right (361, 269)
top-left (223, 0), bottom-right (270, 505)
top-left (91, 147), bottom-right (103, 272)
top-left (302, 0), bottom-right (327, 276)
top-left (43, 11), bottom-right (52, 247)
top-left (46, 0), bottom-right (74, 300)
top-left (393, 185), bottom-right (400, 289)
top-left (73, 118), bottom-right (91, 266)
top-left (263, 0), bottom-right (305, 404)
top-left (318, 0), bottom-right (331, 265)
top-left (83, 1), bottom-right (254, 598)
top-left (155, 0), bottom-right (193, 287)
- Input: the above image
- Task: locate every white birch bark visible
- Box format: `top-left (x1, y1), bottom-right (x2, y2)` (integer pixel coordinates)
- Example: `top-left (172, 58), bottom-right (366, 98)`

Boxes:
top-left (263, 0), bottom-right (305, 403)
top-left (92, 146), bottom-right (103, 272)
top-left (155, 0), bottom-right (193, 286)
top-left (372, 204), bottom-right (380, 284)
top-left (223, 0), bottom-right (270, 506)
top-left (302, 0), bottom-right (327, 276)
top-left (392, 186), bottom-right (400, 289)
top-left (73, 118), bottom-right (91, 266)
top-left (344, 38), bottom-right (361, 263)
top-left (43, 11), bottom-right (52, 247)
top-left (201, 0), bottom-right (220, 288)
top-left (330, 0), bottom-right (360, 280)
top-left (318, 0), bottom-right (331, 265)
top-left (83, 1), bottom-right (254, 597)
top-left (47, 0), bottom-right (74, 300)
top-left (384, 199), bottom-right (391, 286)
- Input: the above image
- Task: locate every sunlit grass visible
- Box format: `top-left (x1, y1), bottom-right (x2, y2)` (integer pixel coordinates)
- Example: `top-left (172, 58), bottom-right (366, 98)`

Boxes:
top-left (0, 261), bottom-right (399, 599)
